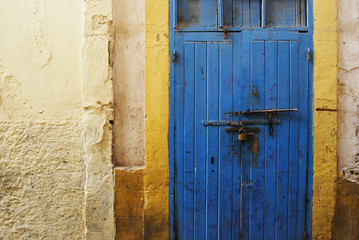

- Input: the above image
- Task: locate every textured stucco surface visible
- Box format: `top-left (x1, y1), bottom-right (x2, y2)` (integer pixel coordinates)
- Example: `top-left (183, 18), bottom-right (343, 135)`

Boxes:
top-left (113, 0), bottom-right (145, 167)
top-left (0, 121), bottom-right (85, 239)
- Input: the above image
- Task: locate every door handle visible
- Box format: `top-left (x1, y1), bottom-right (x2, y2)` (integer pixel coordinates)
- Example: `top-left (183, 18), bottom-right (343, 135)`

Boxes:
top-left (240, 108), bottom-right (298, 135)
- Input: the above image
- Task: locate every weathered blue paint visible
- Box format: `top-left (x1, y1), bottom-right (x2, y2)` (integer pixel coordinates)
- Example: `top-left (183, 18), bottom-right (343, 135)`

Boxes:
top-left (169, 1), bottom-right (313, 239)
top-left (177, 0), bottom-right (306, 29)
top-left (218, 0), bottom-right (224, 27)
top-left (306, 0), bottom-right (314, 238)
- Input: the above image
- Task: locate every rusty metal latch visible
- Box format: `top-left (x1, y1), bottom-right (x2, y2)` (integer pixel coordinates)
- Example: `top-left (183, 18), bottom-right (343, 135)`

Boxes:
top-left (172, 49), bottom-right (177, 62)
top-left (240, 108), bottom-right (298, 135)
top-left (202, 119), bottom-right (280, 126)
top-left (240, 108), bottom-right (298, 114)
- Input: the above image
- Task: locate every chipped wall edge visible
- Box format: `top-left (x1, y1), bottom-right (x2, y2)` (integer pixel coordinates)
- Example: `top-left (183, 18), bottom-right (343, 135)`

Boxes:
top-left (83, 0), bottom-right (115, 239)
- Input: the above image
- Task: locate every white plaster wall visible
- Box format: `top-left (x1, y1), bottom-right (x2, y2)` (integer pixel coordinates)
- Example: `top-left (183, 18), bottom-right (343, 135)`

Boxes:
top-left (338, 0), bottom-right (359, 179)
top-left (113, 0), bottom-right (145, 166)
top-left (0, 0), bottom-right (83, 121)
top-left (0, 0), bottom-right (86, 238)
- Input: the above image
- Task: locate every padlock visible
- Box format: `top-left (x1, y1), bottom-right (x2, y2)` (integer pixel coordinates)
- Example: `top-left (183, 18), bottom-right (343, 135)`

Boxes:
top-left (238, 128), bottom-right (246, 141)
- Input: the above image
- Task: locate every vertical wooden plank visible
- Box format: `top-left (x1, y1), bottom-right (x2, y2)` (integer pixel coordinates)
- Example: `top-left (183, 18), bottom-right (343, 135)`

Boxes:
top-left (183, 42), bottom-right (195, 240)
top-left (262, 0), bottom-right (266, 27)
top-left (287, 40), bottom-right (299, 239)
top-left (264, 40), bottom-right (278, 240)
top-left (231, 34), bottom-right (242, 240)
top-left (296, 35), bottom-right (308, 239)
top-left (174, 36), bottom-right (185, 240)
top-left (265, 0), bottom-right (274, 27)
top-left (173, 0), bottom-right (177, 28)
top-left (283, 0), bottom-right (296, 27)
top-left (199, 0), bottom-right (217, 27)
top-left (250, 0), bottom-right (261, 27)
top-left (273, 0), bottom-right (284, 26)
top-left (249, 40), bottom-right (265, 239)
top-left (300, 0), bottom-right (307, 26)
top-left (194, 42), bottom-right (207, 239)
top-left (296, 0), bottom-right (301, 27)
top-left (218, 0), bottom-right (224, 27)
top-left (276, 41), bottom-right (290, 239)
top-left (223, 0), bottom-right (233, 27)
top-left (240, 31), bottom-right (251, 239)
top-left (242, 0), bottom-right (250, 26)
top-left (218, 42), bottom-right (233, 240)
top-left (233, 0), bottom-right (243, 27)
top-left (206, 42), bottom-right (219, 240)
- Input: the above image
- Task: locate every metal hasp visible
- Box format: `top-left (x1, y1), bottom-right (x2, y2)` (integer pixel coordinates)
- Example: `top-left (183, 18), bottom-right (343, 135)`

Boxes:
top-left (202, 119), bottom-right (280, 126)
top-left (225, 127), bottom-right (260, 133)
top-left (241, 108), bottom-right (298, 135)
top-left (172, 49), bottom-right (177, 63)
top-left (226, 126), bottom-right (260, 141)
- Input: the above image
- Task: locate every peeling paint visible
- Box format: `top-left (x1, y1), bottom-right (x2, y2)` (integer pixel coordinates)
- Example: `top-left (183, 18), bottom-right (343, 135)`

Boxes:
top-left (335, 1), bottom-right (359, 238)
top-left (342, 168), bottom-right (359, 184)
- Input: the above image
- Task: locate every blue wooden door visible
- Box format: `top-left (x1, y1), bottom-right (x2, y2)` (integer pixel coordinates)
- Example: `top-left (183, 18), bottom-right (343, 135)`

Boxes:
top-left (171, 1), bottom-right (310, 239)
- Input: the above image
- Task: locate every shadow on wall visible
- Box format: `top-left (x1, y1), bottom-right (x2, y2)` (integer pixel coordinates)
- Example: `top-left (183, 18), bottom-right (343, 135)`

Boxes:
top-left (334, 177), bottom-right (359, 240)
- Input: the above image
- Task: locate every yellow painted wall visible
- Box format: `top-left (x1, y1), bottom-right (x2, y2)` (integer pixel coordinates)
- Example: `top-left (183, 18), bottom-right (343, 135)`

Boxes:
top-left (312, 0), bottom-right (338, 238)
top-left (144, 0), bottom-right (170, 238)
top-left (144, 0), bottom-right (338, 239)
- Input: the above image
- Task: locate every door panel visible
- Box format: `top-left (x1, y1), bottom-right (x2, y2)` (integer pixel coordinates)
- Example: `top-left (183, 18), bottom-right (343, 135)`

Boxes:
top-left (239, 32), bottom-right (309, 239)
top-left (174, 33), bottom-right (235, 239)
top-left (173, 31), bottom-right (309, 239)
